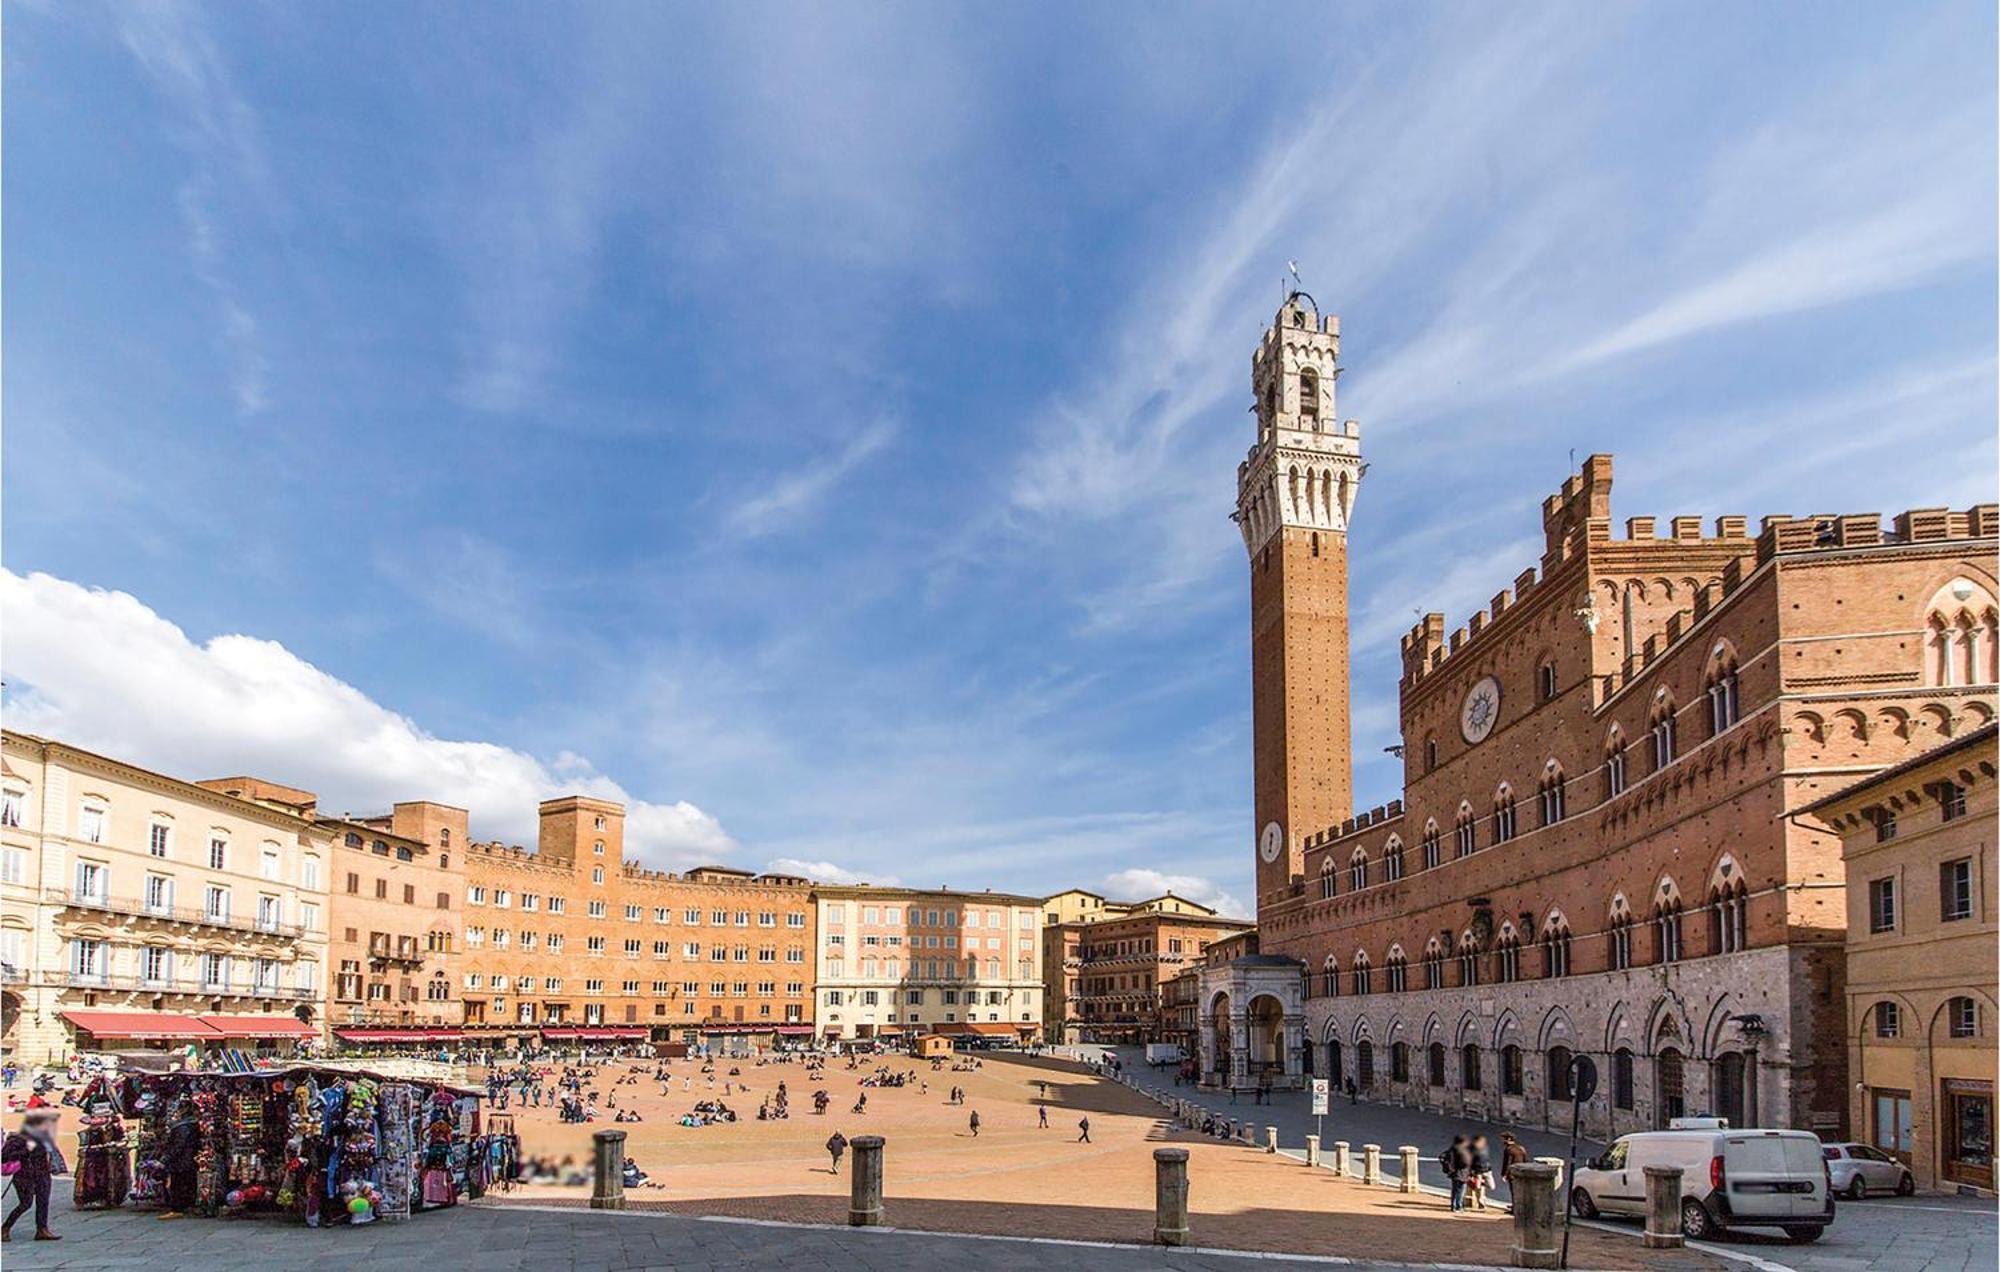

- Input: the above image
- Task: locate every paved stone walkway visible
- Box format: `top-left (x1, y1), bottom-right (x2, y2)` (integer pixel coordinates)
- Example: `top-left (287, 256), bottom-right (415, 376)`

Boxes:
top-left (0, 1191), bottom-right (1603, 1272)
top-left (1087, 1047), bottom-right (1998, 1272)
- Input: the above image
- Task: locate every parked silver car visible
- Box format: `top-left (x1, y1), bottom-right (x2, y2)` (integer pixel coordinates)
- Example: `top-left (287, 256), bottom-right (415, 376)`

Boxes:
top-left (1822, 1142), bottom-right (1916, 1198)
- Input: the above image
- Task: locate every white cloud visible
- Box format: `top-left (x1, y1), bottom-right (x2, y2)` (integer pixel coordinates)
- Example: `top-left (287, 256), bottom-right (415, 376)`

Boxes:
top-left (1104, 868), bottom-right (1240, 920)
top-left (764, 858), bottom-right (900, 887)
top-left (1102, 868), bottom-right (1245, 920)
top-left (725, 418), bottom-right (899, 538)
top-left (0, 570), bottom-right (732, 866)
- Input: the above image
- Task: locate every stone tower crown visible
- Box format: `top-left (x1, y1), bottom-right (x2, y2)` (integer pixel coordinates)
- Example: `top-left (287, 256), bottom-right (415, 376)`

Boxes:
top-left (1235, 293), bottom-right (1364, 553)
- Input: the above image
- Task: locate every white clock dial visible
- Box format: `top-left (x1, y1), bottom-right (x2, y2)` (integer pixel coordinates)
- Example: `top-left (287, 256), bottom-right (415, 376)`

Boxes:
top-left (1259, 821), bottom-right (1284, 864)
top-left (1460, 675), bottom-right (1502, 745)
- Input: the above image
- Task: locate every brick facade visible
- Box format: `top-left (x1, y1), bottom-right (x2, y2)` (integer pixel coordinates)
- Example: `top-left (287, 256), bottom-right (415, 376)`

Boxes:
top-left (1255, 447), bottom-right (1995, 1138)
top-left (462, 798), bottom-right (816, 1042)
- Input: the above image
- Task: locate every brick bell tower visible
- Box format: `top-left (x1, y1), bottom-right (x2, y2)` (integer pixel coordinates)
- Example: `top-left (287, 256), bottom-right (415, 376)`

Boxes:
top-left (1235, 291), bottom-right (1362, 904)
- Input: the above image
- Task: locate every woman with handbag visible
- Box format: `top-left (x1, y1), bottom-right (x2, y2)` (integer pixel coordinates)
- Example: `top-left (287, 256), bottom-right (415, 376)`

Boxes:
top-left (2, 1103), bottom-right (63, 1241)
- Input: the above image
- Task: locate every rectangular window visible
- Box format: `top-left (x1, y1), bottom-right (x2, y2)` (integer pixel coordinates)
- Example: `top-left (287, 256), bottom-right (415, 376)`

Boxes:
top-left (204, 885), bottom-right (230, 921)
top-left (79, 806), bottom-right (106, 844)
top-left (1942, 859), bottom-right (1974, 922)
top-left (208, 838), bottom-right (227, 870)
top-left (257, 894), bottom-right (282, 931)
top-left (72, 938), bottom-right (106, 982)
top-left (260, 848), bottom-right (280, 880)
top-left (149, 823), bottom-right (171, 857)
top-left (1940, 782), bottom-right (1968, 821)
top-left (0, 847), bottom-right (24, 885)
top-left (0, 790), bottom-right (21, 828)
top-left (74, 860), bottom-right (107, 904)
top-left (142, 945), bottom-right (171, 984)
top-left (145, 874), bottom-right (173, 913)
top-left (1868, 877), bottom-right (1897, 934)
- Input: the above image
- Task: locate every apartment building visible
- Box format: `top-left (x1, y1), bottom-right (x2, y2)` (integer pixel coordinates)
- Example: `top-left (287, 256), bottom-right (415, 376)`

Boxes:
top-left (462, 801), bottom-right (816, 1046)
top-left (0, 732), bottom-right (330, 1063)
top-left (1043, 894), bottom-right (1253, 1044)
top-left (814, 886), bottom-right (1044, 1042)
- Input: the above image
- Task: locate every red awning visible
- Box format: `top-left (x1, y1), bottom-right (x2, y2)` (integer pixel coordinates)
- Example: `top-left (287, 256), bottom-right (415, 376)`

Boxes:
top-left (540, 1027), bottom-right (649, 1040)
top-left (195, 1014), bottom-right (317, 1039)
top-left (772, 1025), bottom-right (815, 1035)
top-left (62, 1010), bottom-right (222, 1041)
top-left (334, 1027), bottom-right (466, 1043)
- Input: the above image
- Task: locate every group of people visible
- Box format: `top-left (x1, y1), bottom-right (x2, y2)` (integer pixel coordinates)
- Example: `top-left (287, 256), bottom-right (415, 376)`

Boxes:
top-left (677, 1100), bottom-right (738, 1128)
top-left (1440, 1132), bottom-right (1531, 1212)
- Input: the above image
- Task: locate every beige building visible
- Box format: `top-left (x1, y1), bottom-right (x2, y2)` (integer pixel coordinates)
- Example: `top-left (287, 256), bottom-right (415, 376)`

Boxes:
top-left (1803, 722), bottom-right (1997, 1194)
top-left (1042, 892), bottom-right (1253, 1044)
top-left (1, 732), bottom-right (331, 1064)
top-left (813, 886), bottom-right (1043, 1042)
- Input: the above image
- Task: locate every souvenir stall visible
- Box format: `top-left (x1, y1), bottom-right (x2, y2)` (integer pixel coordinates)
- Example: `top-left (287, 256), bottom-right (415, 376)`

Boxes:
top-left (109, 1065), bottom-right (482, 1227)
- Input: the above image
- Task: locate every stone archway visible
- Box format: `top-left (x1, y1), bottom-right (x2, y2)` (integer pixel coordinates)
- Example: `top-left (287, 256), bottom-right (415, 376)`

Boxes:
top-left (1211, 992), bottom-right (1233, 1085)
top-left (1247, 994), bottom-right (1286, 1078)
top-left (1656, 1048), bottom-right (1687, 1127)
top-left (1714, 1050), bottom-right (1750, 1127)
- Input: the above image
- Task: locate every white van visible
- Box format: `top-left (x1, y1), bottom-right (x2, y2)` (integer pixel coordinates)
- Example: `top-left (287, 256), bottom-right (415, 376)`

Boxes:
top-left (1570, 1123), bottom-right (1835, 1243)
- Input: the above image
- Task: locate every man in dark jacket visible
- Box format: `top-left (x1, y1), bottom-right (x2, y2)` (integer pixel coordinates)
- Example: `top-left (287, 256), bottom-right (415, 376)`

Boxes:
top-left (826, 1130), bottom-right (848, 1174)
top-left (161, 1103), bottom-right (201, 1216)
top-left (1442, 1134), bottom-right (1472, 1212)
top-left (2, 1105), bottom-right (62, 1241)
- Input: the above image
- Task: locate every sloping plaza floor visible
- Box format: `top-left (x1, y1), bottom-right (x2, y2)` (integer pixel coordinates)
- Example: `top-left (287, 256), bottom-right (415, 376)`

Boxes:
top-left (9, 1051), bottom-right (1720, 1271)
top-left (476, 1050), bottom-right (1703, 1269)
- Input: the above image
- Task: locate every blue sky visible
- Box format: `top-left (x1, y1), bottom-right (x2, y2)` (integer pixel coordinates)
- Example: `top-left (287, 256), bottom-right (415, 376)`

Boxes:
top-left (4, 2), bottom-right (1995, 915)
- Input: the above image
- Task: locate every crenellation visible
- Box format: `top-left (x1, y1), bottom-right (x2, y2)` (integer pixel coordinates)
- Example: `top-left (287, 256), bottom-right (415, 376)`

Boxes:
top-left (1625, 515), bottom-right (1656, 540)
top-left (1669, 515), bottom-right (1702, 540)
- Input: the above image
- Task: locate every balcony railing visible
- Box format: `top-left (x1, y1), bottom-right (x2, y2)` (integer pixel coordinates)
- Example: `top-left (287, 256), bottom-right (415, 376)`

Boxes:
top-left (35, 967), bottom-right (314, 998)
top-left (43, 888), bottom-right (305, 939)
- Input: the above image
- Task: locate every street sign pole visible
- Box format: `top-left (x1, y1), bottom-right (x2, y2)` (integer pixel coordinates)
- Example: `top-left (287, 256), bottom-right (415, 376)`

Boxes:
top-left (1559, 1056), bottom-right (1598, 1270)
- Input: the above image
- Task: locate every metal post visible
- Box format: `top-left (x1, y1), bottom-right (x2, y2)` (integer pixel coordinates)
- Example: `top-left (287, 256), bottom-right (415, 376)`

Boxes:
top-left (590, 1129), bottom-right (627, 1210)
top-left (1153, 1147), bottom-right (1191, 1246)
top-left (1509, 1162), bottom-right (1561, 1268)
top-left (1643, 1166), bottom-right (1684, 1248)
top-left (848, 1135), bottom-right (885, 1227)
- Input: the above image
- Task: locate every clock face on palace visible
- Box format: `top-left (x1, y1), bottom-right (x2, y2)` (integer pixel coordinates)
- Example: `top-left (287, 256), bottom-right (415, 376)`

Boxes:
top-left (1259, 821), bottom-right (1284, 863)
top-left (1460, 675), bottom-right (1502, 744)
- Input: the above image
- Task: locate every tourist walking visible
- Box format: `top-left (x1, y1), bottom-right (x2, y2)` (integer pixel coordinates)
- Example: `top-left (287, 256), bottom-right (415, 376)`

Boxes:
top-left (1038, 1105), bottom-right (1048, 1129)
top-left (1468, 1135), bottom-right (1493, 1211)
top-left (2, 1104), bottom-right (62, 1242)
top-left (1440, 1135), bottom-right (1472, 1212)
top-left (1076, 1116), bottom-right (1091, 1143)
top-left (826, 1131), bottom-right (848, 1174)
top-left (968, 1110), bottom-right (980, 1137)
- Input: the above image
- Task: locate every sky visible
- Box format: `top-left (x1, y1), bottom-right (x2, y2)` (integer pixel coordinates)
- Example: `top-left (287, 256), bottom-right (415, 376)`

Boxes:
top-left (3, 2), bottom-right (1995, 918)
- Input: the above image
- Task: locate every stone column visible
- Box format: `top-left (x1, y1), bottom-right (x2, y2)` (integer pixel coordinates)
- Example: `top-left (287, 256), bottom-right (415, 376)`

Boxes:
top-left (1265, 1125), bottom-right (1279, 1153)
top-left (1362, 1143), bottom-right (1382, 1185)
top-left (1643, 1166), bottom-right (1683, 1248)
top-left (1230, 1009), bottom-right (1250, 1091)
top-left (1509, 1163), bottom-right (1560, 1268)
top-left (1398, 1145), bottom-right (1422, 1193)
top-left (1333, 1140), bottom-right (1351, 1176)
top-left (848, 1135), bottom-right (885, 1227)
top-left (1305, 1134), bottom-right (1321, 1167)
top-left (1153, 1147), bottom-right (1190, 1246)
top-left (1284, 1013), bottom-right (1306, 1083)
top-left (590, 1129), bottom-right (627, 1210)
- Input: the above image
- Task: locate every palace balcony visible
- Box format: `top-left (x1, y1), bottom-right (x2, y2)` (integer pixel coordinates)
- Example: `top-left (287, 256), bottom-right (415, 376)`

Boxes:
top-left (42, 889), bottom-right (305, 940)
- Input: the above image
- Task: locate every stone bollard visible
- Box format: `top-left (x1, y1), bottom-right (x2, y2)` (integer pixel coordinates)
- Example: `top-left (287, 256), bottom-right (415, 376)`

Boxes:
top-left (848, 1135), bottom-right (885, 1227)
top-left (1362, 1143), bottom-right (1382, 1185)
top-left (1266, 1125), bottom-right (1280, 1153)
top-left (1333, 1140), bottom-right (1351, 1176)
top-left (1532, 1154), bottom-right (1565, 1194)
top-left (1305, 1134), bottom-right (1321, 1167)
top-left (1398, 1145), bottom-right (1422, 1193)
top-left (1643, 1166), bottom-right (1684, 1248)
top-left (1153, 1147), bottom-right (1191, 1246)
top-left (590, 1128), bottom-right (627, 1210)
top-left (1509, 1162), bottom-right (1560, 1268)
